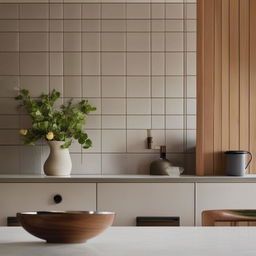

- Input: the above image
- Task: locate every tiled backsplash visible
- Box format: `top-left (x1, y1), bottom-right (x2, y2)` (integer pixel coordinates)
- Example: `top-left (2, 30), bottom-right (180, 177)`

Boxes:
top-left (0, 1), bottom-right (196, 175)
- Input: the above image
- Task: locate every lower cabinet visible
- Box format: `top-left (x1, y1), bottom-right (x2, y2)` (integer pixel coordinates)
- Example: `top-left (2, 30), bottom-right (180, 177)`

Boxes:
top-left (0, 183), bottom-right (96, 226)
top-left (97, 183), bottom-right (195, 226)
top-left (196, 183), bottom-right (256, 226)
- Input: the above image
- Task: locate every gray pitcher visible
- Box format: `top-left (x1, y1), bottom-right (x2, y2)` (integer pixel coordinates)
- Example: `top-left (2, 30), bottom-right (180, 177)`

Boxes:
top-left (225, 151), bottom-right (252, 176)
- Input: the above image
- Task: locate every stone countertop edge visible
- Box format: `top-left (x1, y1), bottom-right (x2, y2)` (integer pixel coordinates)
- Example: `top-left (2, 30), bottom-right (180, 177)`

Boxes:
top-left (0, 174), bottom-right (256, 183)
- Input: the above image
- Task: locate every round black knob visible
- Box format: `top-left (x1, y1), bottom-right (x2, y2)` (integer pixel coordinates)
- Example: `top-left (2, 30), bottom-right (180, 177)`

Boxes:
top-left (53, 194), bottom-right (62, 204)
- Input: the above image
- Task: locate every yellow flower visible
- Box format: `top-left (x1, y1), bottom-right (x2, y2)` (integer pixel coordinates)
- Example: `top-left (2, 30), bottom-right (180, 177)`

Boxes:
top-left (46, 132), bottom-right (54, 140)
top-left (19, 129), bottom-right (28, 136)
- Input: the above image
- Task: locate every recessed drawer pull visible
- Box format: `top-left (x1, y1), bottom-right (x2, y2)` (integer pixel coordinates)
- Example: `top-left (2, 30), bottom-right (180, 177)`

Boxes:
top-left (53, 194), bottom-right (62, 204)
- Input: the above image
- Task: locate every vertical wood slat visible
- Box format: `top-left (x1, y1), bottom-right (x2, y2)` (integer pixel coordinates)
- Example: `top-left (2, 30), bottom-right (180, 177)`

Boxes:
top-left (229, 0), bottom-right (240, 150)
top-left (250, 0), bottom-right (256, 172)
top-left (221, 0), bottom-right (230, 173)
top-left (196, 0), bottom-right (215, 175)
top-left (239, 0), bottom-right (250, 171)
top-left (197, 0), bottom-right (256, 175)
top-left (213, 0), bottom-right (223, 174)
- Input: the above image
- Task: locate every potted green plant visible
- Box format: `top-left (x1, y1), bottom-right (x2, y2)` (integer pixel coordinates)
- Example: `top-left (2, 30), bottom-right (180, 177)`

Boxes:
top-left (15, 89), bottom-right (96, 176)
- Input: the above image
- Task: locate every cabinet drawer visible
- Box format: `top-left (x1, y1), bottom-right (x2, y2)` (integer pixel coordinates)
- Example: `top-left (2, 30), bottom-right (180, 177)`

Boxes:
top-left (196, 183), bottom-right (256, 226)
top-left (0, 183), bottom-right (96, 226)
top-left (98, 183), bottom-right (194, 226)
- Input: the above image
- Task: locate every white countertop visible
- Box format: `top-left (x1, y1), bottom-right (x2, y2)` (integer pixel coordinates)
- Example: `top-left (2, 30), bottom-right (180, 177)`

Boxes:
top-left (1, 227), bottom-right (256, 256)
top-left (0, 174), bottom-right (256, 183)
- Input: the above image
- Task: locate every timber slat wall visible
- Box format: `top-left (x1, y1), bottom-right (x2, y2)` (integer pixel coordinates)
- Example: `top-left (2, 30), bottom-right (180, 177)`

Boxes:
top-left (197, 0), bottom-right (255, 175)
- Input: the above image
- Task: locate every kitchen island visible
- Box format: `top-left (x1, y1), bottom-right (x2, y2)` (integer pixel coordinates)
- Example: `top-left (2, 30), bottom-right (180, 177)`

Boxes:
top-left (0, 227), bottom-right (256, 256)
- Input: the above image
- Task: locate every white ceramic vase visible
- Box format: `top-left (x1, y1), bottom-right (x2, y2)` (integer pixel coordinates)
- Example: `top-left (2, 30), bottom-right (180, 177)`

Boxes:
top-left (43, 141), bottom-right (72, 176)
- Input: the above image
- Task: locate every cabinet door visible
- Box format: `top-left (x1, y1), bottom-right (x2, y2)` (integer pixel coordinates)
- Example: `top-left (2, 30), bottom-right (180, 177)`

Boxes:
top-left (196, 183), bottom-right (256, 226)
top-left (0, 183), bottom-right (96, 226)
top-left (98, 183), bottom-right (194, 226)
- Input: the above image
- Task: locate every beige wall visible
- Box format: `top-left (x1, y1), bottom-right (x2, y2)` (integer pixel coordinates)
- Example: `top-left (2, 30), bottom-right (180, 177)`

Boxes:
top-left (0, 1), bottom-right (196, 175)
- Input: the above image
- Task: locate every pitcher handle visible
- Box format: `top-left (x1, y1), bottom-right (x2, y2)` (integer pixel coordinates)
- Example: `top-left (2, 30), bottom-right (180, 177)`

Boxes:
top-left (245, 151), bottom-right (253, 169)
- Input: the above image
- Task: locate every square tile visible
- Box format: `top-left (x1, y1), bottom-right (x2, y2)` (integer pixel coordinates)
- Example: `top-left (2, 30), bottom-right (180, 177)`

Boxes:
top-left (127, 33), bottom-right (150, 51)
top-left (127, 4), bottom-right (150, 19)
top-left (186, 98), bottom-right (196, 115)
top-left (50, 3), bottom-right (63, 19)
top-left (186, 129), bottom-right (196, 152)
top-left (50, 76), bottom-right (63, 94)
top-left (82, 33), bottom-right (100, 51)
top-left (166, 3), bottom-right (183, 18)
top-left (0, 53), bottom-right (19, 75)
top-left (152, 77), bottom-right (165, 98)
top-left (82, 3), bottom-right (100, 19)
top-left (152, 3), bottom-right (165, 18)
top-left (152, 33), bottom-right (164, 51)
top-left (64, 20), bottom-right (81, 32)
top-left (0, 76), bottom-right (19, 97)
top-left (166, 115), bottom-right (184, 129)
top-left (127, 77), bottom-right (150, 97)
top-left (127, 99), bottom-right (151, 115)
top-left (102, 115), bottom-right (125, 129)
top-left (187, 32), bottom-right (196, 51)
top-left (64, 4), bottom-right (81, 19)
top-left (20, 53), bottom-right (48, 75)
top-left (0, 4), bottom-right (18, 19)
top-left (85, 115), bottom-right (101, 129)
top-left (152, 116), bottom-right (165, 129)
top-left (64, 76), bottom-right (81, 97)
top-left (102, 20), bottom-right (126, 32)
top-left (0, 130), bottom-right (19, 145)
top-left (166, 77), bottom-right (184, 97)
top-left (64, 53), bottom-right (81, 75)
top-left (20, 4), bottom-right (49, 19)
top-left (20, 76), bottom-right (49, 97)
top-left (82, 76), bottom-right (101, 97)
top-left (187, 76), bottom-right (196, 97)
top-left (0, 99), bottom-right (19, 114)
top-left (151, 20), bottom-right (165, 32)
top-left (166, 53), bottom-right (184, 75)
top-left (187, 115), bottom-right (196, 129)
top-left (186, 3), bottom-right (196, 19)
top-left (102, 76), bottom-right (126, 97)
top-left (82, 20), bottom-right (100, 32)
top-left (82, 154), bottom-right (101, 174)
top-left (186, 20), bottom-right (196, 32)
top-left (102, 53), bottom-right (125, 75)
top-left (82, 130), bottom-right (101, 153)
top-left (166, 33), bottom-right (184, 51)
top-left (50, 20), bottom-right (63, 32)
top-left (102, 4), bottom-right (125, 19)
top-left (166, 130), bottom-right (184, 152)
top-left (127, 20), bottom-right (150, 32)
top-left (50, 33), bottom-right (63, 51)
top-left (0, 20), bottom-right (18, 32)
top-left (102, 99), bottom-right (126, 115)
top-left (166, 99), bottom-right (184, 115)
top-left (187, 52), bottom-right (196, 75)
top-left (0, 33), bottom-right (18, 51)
top-left (20, 33), bottom-right (48, 52)
top-left (152, 53), bottom-right (165, 76)
top-left (102, 33), bottom-right (125, 51)
top-left (127, 116), bottom-right (151, 129)
top-left (50, 53), bottom-right (63, 75)
top-left (0, 116), bottom-right (19, 129)
top-left (166, 20), bottom-right (184, 32)
top-left (20, 20), bottom-right (48, 32)
top-left (102, 130), bottom-right (126, 153)
top-left (64, 33), bottom-right (81, 51)
top-left (152, 99), bottom-right (165, 115)
top-left (127, 53), bottom-right (150, 76)
top-left (82, 53), bottom-right (100, 75)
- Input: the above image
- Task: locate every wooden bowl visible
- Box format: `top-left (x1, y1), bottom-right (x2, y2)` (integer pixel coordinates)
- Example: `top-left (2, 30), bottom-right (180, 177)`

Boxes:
top-left (17, 211), bottom-right (115, 243)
